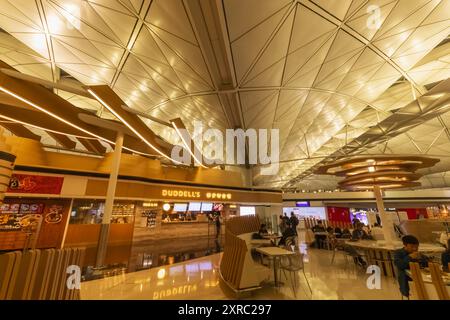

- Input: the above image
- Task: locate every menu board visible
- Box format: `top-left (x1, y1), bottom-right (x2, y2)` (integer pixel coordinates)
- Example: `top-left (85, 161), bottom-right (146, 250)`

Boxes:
top-left (188, 202), bottom-right (201, 211)
top-left (201, 203), bottom-right (213, 211)
top-left (0, 203), bottom-right (45, 231)
top-left (142, 210), bottom-right (158, 228)
top-left (173, 203), bottom-right (187, 212)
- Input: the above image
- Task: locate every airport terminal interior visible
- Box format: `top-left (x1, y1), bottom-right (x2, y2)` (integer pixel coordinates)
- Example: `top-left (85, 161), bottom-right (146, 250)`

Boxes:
top-left (0, 0), bottom-right (449, 301)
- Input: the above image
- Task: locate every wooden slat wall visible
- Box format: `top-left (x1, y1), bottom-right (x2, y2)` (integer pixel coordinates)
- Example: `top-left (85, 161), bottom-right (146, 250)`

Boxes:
top-left (409, 262), bottom-right (429, 300)
top-left (219, 215), bottom-right (260, 290)
top-left (0, 247), bottom-right (85, 300)
top-left (429, 262), bottom-right (450, 300)
top-left (225, 215), bottom-right (260, 236)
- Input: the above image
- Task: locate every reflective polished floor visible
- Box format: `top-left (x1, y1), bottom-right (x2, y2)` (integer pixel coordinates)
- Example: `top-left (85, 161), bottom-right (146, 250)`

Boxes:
top-left (81, 239), bottom-right (401, 300)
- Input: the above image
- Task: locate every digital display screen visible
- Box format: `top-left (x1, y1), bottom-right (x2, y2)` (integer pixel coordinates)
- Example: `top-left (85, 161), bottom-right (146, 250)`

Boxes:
top-left (295, 201), bottom-right (310, 207)
top-left (201, 203), bottom-right (213, 211)
top-left (188, 202), bottom-right (201, 211)
top-left (173, 203), bottom-right (187, 212)
top-left (213, 203), bottom-right (223, 211)
top-left (240, 206), bottom-right (255, 216)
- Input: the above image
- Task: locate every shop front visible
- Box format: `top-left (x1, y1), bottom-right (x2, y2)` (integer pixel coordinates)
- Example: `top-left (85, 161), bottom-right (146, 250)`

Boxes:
top-left (1, 168), bottom-right (282, 277)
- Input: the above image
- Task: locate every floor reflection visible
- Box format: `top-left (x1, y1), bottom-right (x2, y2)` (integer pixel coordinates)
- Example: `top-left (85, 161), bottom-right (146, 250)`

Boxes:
top-left (81, 242), bottom-right (402, 300)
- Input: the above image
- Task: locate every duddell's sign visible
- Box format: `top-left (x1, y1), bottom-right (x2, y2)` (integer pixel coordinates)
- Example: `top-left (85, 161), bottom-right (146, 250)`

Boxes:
top-left (162, 189), bottom-right (232, 200)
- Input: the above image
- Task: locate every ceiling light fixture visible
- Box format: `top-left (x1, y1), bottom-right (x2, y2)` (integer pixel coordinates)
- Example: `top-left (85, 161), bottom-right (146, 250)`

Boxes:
top-left (0, 86), bottom-right (152, 156)
top-left (87, 89), bottom-right (181, 164)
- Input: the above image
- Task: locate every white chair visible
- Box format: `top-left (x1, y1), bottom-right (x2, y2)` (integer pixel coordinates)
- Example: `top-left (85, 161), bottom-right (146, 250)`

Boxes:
top-left (279, 251), bottom-right (312, 297)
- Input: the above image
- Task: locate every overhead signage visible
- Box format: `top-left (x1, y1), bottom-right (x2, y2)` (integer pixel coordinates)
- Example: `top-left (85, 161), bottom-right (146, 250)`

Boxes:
top-left (7, 174), bottom-right (64, 194)
top-left (295, 201), bottom-right (310, 207)
top-left (161, 189), bottom-right (232, 200)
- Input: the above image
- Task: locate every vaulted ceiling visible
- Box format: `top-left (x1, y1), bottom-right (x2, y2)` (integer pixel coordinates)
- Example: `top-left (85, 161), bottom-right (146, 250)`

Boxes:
top-left (0, 0), bottom-right (449, 191)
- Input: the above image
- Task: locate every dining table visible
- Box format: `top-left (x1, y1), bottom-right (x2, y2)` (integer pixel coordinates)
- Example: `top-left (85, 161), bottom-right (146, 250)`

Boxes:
top-left (344, 240), bottom-right (445, 277)
top-left (256, 246), bottom-right (294, 287)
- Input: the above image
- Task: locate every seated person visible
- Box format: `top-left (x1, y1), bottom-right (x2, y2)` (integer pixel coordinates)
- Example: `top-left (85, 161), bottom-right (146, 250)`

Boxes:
top-left (312, 220), bottom-right (326, 233)
top-left (326, 226), bottom-right (334, 233)
top-left (334, 227), bottom-right (343, 238)
top-left (394, 235), bottom-right (430, 298)
top-left (252, 224), bottom-right (269, 239)
top-left (341, 228), bottom-right (352, 239)
top-left (259, 224), bottom-right (269, 235)
top-left (442, 239), bottom-right (450, 272)
top-left (352, 218), bottom-right (361, 229)
top-left (312, 220), bottom-right (327, 249)
top-left (278, 226), bottom-right (296, 247)
top-left (352, 223), bottom-right (373, 240)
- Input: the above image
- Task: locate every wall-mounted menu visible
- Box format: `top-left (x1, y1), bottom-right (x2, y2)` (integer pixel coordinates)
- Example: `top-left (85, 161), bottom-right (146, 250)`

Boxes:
top-left (112, 203), bottom-right (135, 216)
top-left (0, 203), bottom-right (45, 231)
top-left (142, 210), bottom-right (158, 228)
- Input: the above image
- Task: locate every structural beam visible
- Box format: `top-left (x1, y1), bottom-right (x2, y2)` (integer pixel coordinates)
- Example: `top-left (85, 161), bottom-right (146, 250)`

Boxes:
top-left (0, 122), bottom-right (40, 141)
top-left (77, 137), bottom-right (106, 154)
top-left (46, 131), bottom-right (77, 149)
top-left (86, 85), bottom-right (173, 161)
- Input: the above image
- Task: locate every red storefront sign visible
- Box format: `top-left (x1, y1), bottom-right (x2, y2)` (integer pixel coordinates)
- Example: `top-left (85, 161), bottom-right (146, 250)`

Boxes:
top-left (327, 206), bottom-right (351, 223)
top-left (7, 174), bottom-right (64, 194)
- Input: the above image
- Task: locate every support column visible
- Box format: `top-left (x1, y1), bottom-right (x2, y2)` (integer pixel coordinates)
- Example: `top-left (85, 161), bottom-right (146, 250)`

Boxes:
top-left (373, 186), bottom-right (394, 244)
top-left (96, 131), bottom-right (124, 267)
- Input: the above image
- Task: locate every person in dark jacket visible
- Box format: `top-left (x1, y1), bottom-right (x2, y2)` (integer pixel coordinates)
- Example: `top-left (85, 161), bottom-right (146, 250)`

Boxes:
top-left (312, 220), bottom-right (326, 249)
top-left (334, 227), bottom-right (342, 238)
top-left (215, 214), bottom-right (221, 239)
top-left (289, 212), bottom-right (299, 235)
top-left (442, 239), bottom-right (450, 272)
top-left (278, 226), bottom-right (296, 247)
top-left (352, 223), bottom-right (373, 240)
top-left (394, 235), bottom-right (429, 298)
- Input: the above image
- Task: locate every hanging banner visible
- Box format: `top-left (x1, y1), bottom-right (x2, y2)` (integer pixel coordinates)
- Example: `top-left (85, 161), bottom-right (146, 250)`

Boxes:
top-left (7, 174), bottom-right (64, 194)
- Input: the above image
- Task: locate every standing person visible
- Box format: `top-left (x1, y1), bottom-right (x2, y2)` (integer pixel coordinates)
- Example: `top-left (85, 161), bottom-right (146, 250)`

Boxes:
top-left (279, 215), bottom-right (287, 234)
top-left (282, 212), bottom-right (290, 228)
top-left (214, 214), bottom-right (221, 239)
top-left (289, 212), bottom-right (299, 235)
top-left (394, 235), bottom-right (429, 299)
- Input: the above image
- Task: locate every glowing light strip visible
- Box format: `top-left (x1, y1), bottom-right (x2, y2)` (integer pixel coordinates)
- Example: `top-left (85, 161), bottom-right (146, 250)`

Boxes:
top-left (0, 114), bottom-right (91, 139)
top-left (0, 86), bottom-right (149, 156)
top-left (171, 121), bottom-right (207, 168)
top-left (88, 89), bottom-right (181, 164)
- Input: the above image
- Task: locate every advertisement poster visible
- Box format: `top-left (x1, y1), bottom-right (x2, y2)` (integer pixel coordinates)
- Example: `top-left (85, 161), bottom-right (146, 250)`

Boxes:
top-left (7, 174), bottom-right (64, 194)
top-left (44, 205), bottom-right (64, 224)
top-left (0, 203), bottom-right (45, 231)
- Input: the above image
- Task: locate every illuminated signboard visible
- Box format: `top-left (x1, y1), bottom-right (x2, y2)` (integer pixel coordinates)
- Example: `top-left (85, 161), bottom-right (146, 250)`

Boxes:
top-left (206, 192), bottom-right (231, 200)
top-left (162, 190), bottom-right (200, 198)
top-left (161, 189), bottom-right (232, 200)
top-left (295, 201), bottom-right (310, 207)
